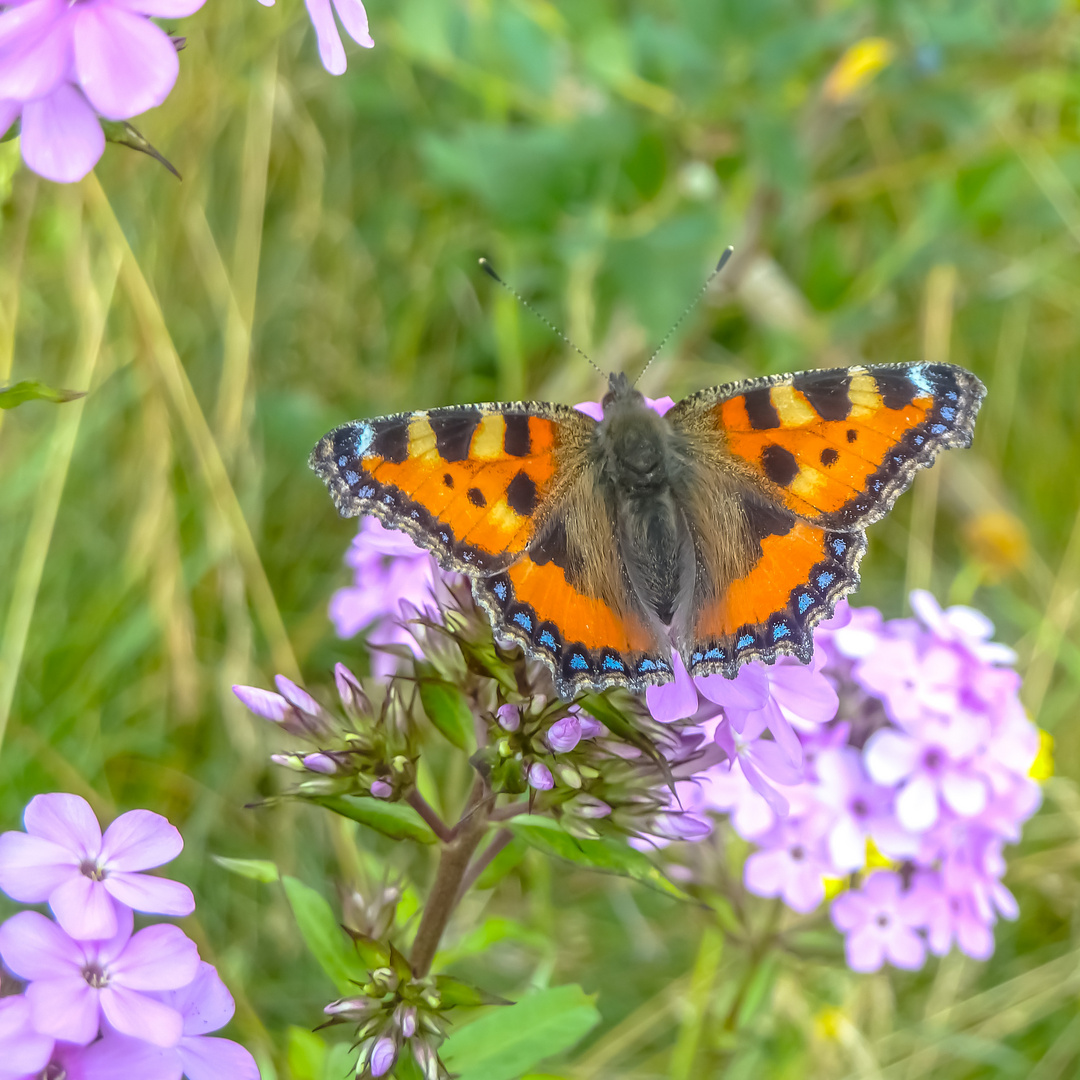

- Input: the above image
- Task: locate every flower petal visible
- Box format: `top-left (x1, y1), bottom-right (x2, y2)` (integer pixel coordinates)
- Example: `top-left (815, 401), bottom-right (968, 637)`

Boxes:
top-left (159, 962), bottom-right (234, 1035)
top-left (0, 831), bottom-right (78, 902)
top-left (78, 1031), bottom-right (178, 1080)
top-left (231, 685), bottom-right (289, 722)
top-left (23, 793), bottom-right (101, 856)
top-left (105, 872), bottom-right (194, 918)
top-left (304, 0), bottom-right (346, 74)
top-left (940, 771), bottom-right (987, 817)
top-left (113, 0), bottom-right (205, 16)
top-left (329, 0), bottom-right (372, 48)
top-left (112, 925), bottom-right (199, 990)
top-left (20, 83), bottom-right (104, 183)
top-left (885, 926), bottom-right (926, 970)
top-left (73, 5), bottom-right (178, 119)
top-left (101, 985), bottom-right (184, 1047)
top-left (26, 977), bottom-right (100, 1045)
top-left (0, 910), bottom-right (83, 980)
top-left (100, 810), bottom-right (183, 871)
top-left (895, 774), bottom-right (940, 833)
top-left (844, 926), bottom-right (886, 972)
top-left (0, 996), bottom-right (55, 1074)
top-left (50, 874), bottom-right (118, 941)
top-left (646, 652), bottom-right (698, 722)
top-left (0, 0), bottom-right (71, 102)
top-left (863, 729), bottom-right (921, 786)
top-left (178, 1035), bottom-right (261, 1080)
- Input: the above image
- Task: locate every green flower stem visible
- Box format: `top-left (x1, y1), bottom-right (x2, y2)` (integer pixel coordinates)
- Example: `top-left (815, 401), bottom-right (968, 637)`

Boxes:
top-left (410, 779), bottom-right (491, 977)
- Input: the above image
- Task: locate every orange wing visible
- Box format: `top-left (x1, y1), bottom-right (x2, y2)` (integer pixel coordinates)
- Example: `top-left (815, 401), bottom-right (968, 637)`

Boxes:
top-left (668, 363), bottom-right (985, 531)
top-left (310, 402), bottom-right (588, 573)
top-left (472, 512), bottom-right (672, 697)
top-left (682, 494), bottom-right (865, 678)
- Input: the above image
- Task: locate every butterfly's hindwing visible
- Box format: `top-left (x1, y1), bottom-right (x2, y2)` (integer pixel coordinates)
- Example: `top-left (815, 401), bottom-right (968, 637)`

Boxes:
top-left (669, 362), bottom-right (985, 531)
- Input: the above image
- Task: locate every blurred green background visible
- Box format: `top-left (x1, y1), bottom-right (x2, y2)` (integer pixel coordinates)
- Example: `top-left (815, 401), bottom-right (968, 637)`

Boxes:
top-left (3, 0), bottom-right (1080, 1075)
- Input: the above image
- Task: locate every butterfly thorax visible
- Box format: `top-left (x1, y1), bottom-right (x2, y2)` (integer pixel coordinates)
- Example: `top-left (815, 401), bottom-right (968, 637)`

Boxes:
top-left (590, 373), bottom-right (696, 629)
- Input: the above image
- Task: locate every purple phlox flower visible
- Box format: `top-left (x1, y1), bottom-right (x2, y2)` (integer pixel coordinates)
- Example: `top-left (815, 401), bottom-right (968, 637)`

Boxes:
top-left (546, 715), bottom-right (581, 753)
top-left (645, 651), bottom-right (700, 722)
top-left (370, 780), bottom-right (393, 799)
top-left (713, 710), bottom-right (803, 816)
top-left (694, 759), bottom-right (776, 839)
top-left (232, 677), bottom-right (328, 740)
top-left (910, 589), bottom-right (1018, 666)
top-left (0, 906), bottom-right (199, 1047)
top-left (330, 518), bottom-right (444, 679)
top-left (906, 870), bottom-right (995, 961)
top-left (572, 707), bottom-right (603, 740)
top-left (0, 0), bottom-right (204, 183)
top-left (574, 395), bottom-right (675, 422)
top-left (811, 747), bottom-right (917, 871)
top-left (527, 763), bottom-right (554, 791)
top-left (0, 995), bottom-right (54, 1079)
top-left (744, 817), bottom-right (831, 914)
top-left (854, 637), bottom-right (963, 728)
top-left (830, 870), bottom-right (926, 973)
top-left (369, 1035), bottom-right (398, 1078)
top-left (816, 601), bottom-right (882, 663)
top-left (864, 713), bottom-right (990, 832)
top-left (495, 704), bottom-right (520, 732)
top-left (0, 793), bottom-right (194, 942)
top-left (294, 0), bottom-right (373, 76)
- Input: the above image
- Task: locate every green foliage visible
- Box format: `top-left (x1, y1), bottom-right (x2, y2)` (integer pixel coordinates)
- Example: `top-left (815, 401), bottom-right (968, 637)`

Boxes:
top-left (440, 985), bottom-right (601, 1080)
top-left (0, 380), bottom-right (84, 409)
top-left (283, 875), bottom-right (368, 994)
top-left (315, 795), bottom-right (439, 843)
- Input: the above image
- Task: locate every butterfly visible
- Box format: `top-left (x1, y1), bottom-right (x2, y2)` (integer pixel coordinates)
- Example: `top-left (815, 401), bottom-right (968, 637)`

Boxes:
top-left (310, 362), bottom-right (985, 699)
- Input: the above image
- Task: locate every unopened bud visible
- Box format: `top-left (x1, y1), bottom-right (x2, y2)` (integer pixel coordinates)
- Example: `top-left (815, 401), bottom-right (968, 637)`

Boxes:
top-left (394, 1004), bottom-right (418, 1039)
top-left (528, 762), bottom-right (554, 791)
top-left (546, 716), bottom-right (581, 753)
top-left (496, 704), bottom-right (520, 732)
top-left (554, 764), bottom-right (582, 789)
top-left (370, 1036), bottom-right (398, 1078)
top-left (370, 779), bottom-right (393, 799)
top-left (303, 753), bottom-right (338, 774)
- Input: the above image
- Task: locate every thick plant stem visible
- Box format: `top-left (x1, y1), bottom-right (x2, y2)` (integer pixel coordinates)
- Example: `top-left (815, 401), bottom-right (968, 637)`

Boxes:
top-left (410, 781), bottom-right (489, 977)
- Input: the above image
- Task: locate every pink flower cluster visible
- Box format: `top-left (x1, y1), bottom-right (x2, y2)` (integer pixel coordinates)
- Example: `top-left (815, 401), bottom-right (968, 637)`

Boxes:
top-left (0, 0), bottom-right (205, 182)
top-left (0, 793), bottom-right (259, 1079)
top-left (687, 593), bottom-right (1041, 973)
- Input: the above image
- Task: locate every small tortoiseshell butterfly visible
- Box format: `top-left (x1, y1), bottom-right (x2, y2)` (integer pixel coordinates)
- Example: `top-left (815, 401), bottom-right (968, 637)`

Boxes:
top-left (311, 362), bottom-right (984, 698)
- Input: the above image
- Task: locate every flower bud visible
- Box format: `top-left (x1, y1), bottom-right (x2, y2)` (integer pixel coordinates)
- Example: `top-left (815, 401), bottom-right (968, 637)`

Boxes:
top-left (554, 764), bottom-right (582, 789)
top-left (650, 811), bottom-right (711, 841)
top-left (370, 780), bottom-right (393, 799)
top-left (574, 796), bottom-right (612, 819)
top-left (270, 753), bottom-right (306, 771)
top-left (275, 675), bottom-right (323, 717)
top-left (413, 1038), bottom-right (442, 1080)
top-left (546, 716), bottom-right (581, 753)
top-left (334, 662), bottom-right (371, 715)
top-left (496, 704), bottom-right (520, 732)
top-left (324, 996), bottom-right (380, 1020)
top-left (528, 762), bottom-right (554, 791)
top-left (370, 1036), bottom-right (398, 1078)
top-left (576, 714), bottom-right (604, 740)
top-left (394, 1004), bottom-right (417, 1039)
top-left (303, 753), bottom-right (338, 774)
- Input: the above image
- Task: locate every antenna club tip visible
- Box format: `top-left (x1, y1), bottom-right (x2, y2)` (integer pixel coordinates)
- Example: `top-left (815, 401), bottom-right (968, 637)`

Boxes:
top-left (478, 257), bottom-right (501, 281)
top-left (715, 246), bottom-right (735, 273)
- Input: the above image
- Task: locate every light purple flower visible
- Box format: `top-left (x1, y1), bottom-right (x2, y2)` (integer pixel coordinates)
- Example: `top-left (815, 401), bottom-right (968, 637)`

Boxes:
top-left (744, 818), bottom-right (831, 913)
top-left (369, 1035), bottom-right (398, 1078)
top-left (370, 780), bottom-right (393, 799)
top-left (0, 793), bottom-right (194, 941)
top-left (0, 0), bottom-right (204, 183)
top-left (0, 995), bottom-right (54, 1079)
top-left (645, 651), bottom-right (700, 722)
top-left (546, 716), bottom-right (581, 753)
top-left (830, 871), bottom-right (926, 972)
top-left (232, 679), bottom-right (329, 739)
top-left (0, 906), bottom-right (199, 1047)
top-left (909, 589), bottom-right (1018, 665)
top-left (263, 0), bottom-right (373, 76)
top-left (495, 704), bottom-right (520, 732)
top-left (854, 638), bottom-right (963, 727)
top-left (573, 394), bottom-right (675, 421)
top-left (527, 763), bottom-right (554, 791)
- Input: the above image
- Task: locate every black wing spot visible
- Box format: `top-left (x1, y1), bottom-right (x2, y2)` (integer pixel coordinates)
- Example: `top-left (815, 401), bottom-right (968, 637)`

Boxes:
top-left (373, 423), bottom-right (409, 464)
top-left (742, 493), bottom-right (795, 545)
top-left (761, 444), bottom-right (799, 487)
top-left (505, 471), bottom-right (538, 517)
top-left (877, 373), bottom-right (917, 411)
top-left (430, 410), bottom-right (481, 462)
top-left (443, 473), bottom-right (454, 489)
top-left (820, 448), bottom-right (840, 467)
top-left (467, 487), bottom-right (486, 507)
top-left (846, 429), bottom-right (858, 443)
top-left (503, 414), bottom-right (532, 457)
top-left (743, 387), bottom-right (781, 430)
top-left (792, 372), bottom-right (852, 420)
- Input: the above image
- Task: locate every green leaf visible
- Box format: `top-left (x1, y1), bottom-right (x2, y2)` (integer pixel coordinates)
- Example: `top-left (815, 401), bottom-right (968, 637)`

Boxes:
top-left (282, 876), bottom-right (367, 994)
top-left (508, 816), bottom-right (690, 901)
top-left (314, 795), bottom-right (438, 843)
top-left (286, 1026), bottom-right (327, 1080)
top-left (435, 915), bottom-right (548, 969)
top-left (418, 678), bottom-right (475, 751)
top-left (475, 838), bottom-right (526, 890)
top-left (0, 381), bottom-right (86, 410)
top-left (1, 118), bottom-right (18, 143)
top-left (441, 985), bottom-right (600, 1080)
top-left (577, 694), bottom-right (673, 787)
top-left (435, 974), bottom-right (512, 1007)
top-left (211, 855), bottom-right (280, 883)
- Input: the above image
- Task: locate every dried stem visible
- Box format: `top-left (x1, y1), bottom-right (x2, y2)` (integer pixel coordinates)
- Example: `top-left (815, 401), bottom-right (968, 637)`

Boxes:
top-left (410, 779), bottom-right (490, 977)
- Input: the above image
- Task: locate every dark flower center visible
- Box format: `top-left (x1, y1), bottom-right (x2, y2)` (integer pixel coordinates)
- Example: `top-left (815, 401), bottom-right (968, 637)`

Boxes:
top-left (79, 859), bottom-right (105, 882)
top-left (851, 798), bottom-right (869, 818)
top-left (875, 913), bottom-right (890, 928)
top-left (923, 748), bottom-right (944, 771)
top-left (82, 963), bottom-right (108, 989)
top-left (789, 845), bottom-right (805, 861)
top-left (42, 1065), bottom-right (67, 1080)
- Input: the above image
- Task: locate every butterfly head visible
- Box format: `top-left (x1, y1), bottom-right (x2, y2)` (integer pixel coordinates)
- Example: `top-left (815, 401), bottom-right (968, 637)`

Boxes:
top-left (601, 371), bottom-right (643, 411)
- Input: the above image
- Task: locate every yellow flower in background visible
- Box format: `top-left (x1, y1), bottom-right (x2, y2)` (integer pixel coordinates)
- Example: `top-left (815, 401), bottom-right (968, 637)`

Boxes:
top-left (823, 37), bottom-right (896, 103)
top-left (1030, 729), bottom-right (1055, 782)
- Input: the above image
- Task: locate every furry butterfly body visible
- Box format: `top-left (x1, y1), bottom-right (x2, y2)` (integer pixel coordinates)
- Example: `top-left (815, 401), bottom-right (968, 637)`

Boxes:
top-left (311, 362), bottom-right (985, 698)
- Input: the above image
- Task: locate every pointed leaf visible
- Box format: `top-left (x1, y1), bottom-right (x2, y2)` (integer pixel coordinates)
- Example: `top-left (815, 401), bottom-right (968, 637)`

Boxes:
top-left (211, 855), bottom-right (279, 883)
top-left (342, 928), bottom-right (391, 970)
top-left (435, 975), bottom-right (512, 1007)
top-left (418, 678), bottom-right (475, 751)
top-left (508, 816), bottom-right (690, 901)
top-left (282, 876), bottom-right (368, 993)
top-left (0, 381), bottom-right (86, 409)
top-left (578, 693), bottom-right (673, 786)
top-left (314, 795), bottom-right (438, 843)
top-left (100, 119), bottom-right (181, 179)
top-left (440, 985), bottom-right (600, 1080)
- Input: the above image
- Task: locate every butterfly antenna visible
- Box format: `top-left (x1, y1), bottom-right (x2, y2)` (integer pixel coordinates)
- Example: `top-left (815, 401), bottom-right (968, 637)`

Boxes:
top-left (634, 245), bottom-right (735, 387)
top-left (479, 257), bottom-right (605, 378)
